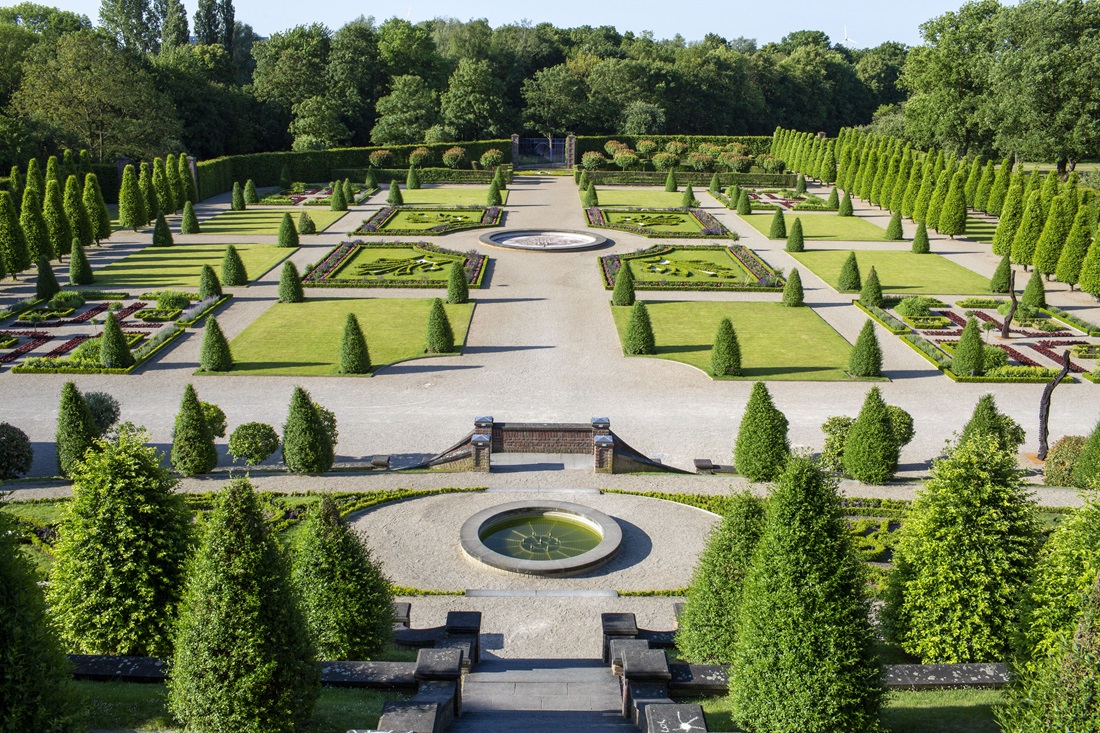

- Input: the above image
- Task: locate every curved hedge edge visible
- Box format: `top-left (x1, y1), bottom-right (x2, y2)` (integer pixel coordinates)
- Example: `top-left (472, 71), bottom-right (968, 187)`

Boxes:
top-left (854, 300), bottom-right (909, 334)
top-left (11, 326), bottom-right (186, 375)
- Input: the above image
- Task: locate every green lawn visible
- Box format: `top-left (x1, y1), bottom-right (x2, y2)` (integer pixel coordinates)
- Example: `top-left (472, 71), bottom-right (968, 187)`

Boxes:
top-left (227, 298), bottom-right (475, 375)
top-left (625, 248), bottom-right (755, 286)
top-left (330, 246), bottom-right (460, 283)
top-left (790, 250), bottom-right (991, 294)
top-left (611, 301), bottom-right (853, 380)
top-left (382, 209), bottom-right (488, 231)
top-left (742, 212), bottom-right (887, 240)
top-left (199, 209), bottom-right (349, 235)
top-left (596, 189), bottom-right (687, 208)
top-left (74, 680), bottom-right (394, 732)
top-left (603, 210), bottom-right (704, 234)
top-left (964, 216), bottom-right (997, 245)
top-left (91, 243), bottom-right (295, 289)
top-left (696, 689), bottom-right (1003, 732)
top-left (399, 186), bottom-right (508, 206)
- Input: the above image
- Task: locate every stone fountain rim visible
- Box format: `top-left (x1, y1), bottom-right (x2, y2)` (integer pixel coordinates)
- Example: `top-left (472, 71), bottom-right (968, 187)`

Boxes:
top-left (478, 229), bottom-right (609, 251)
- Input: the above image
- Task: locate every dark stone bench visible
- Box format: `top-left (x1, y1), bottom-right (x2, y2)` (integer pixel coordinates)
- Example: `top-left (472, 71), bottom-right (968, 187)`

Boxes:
top-left (395, 611), bottom-right (481, 666)
top-left (319, 661), bottom-right (417, 690)
top-left (646, 703), bottom-right (710, 732)
top-left (374, 701), bottom-right (445, 733)
top-left (68, 654), bottom-right (167, 683)
top-left (601, 612), bottom-right (676, 661)
top-left (886, 663), bottom-right (1008, 689)
top-left (669, 663), bottom-right (729, 698)
top-left (624, 681), bottom-right (675, 727)
top-left (393, 601), bottom-right (411, 628)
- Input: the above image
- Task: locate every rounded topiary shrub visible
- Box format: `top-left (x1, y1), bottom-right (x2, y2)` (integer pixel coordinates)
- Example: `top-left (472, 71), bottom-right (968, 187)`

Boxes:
top-left (228, 422), bottom-right (280, 466)
top-left (623, 301), bottom-right (655, 355)
top-left (84, 391), bottom-right (120, 434)
top-left (733, 381), bottom-right (790, 482)
top-left (297, 211), bottom-right (316, 234)
top-left (0, 421), bottom-right (34, 478)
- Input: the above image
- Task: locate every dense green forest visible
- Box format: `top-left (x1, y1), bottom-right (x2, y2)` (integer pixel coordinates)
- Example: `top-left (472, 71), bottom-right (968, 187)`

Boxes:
top-left (0, 0), bottom-right (1097, 170)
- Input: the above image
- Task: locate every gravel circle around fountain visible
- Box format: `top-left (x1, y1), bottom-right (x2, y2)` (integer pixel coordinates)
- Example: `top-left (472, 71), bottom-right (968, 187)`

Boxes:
top-left (349, 490), bottom-right (718, 592)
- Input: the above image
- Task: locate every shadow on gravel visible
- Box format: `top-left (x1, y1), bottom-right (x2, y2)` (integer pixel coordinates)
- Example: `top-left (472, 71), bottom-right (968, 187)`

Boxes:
top-left (474, 297), bottom-right (547, 304)
top-left (374, 363), bottom-right (482, 375)
top-left (463, 345), bottom-right (554, 354)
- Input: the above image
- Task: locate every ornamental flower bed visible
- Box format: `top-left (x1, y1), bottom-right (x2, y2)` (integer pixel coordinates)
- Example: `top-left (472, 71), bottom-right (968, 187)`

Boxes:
top-left (0, 331), bottom-right (51, 363)
top-left (1031, 340), bottom-right (1088, 373)
top-left (586, 207), bottom-right (736, 239)
top-left (13, 325), bottom-right (184, 375)
top-left (303, 241), bottom-right (487, 289)
top-left (599, 244), bottom-right (782, 292)
top-left (352, 206), bottom-right (502, 236)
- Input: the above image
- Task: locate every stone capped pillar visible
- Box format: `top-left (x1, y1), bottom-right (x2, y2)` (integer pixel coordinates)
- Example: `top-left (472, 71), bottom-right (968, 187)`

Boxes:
top-left (510, 134), bottom-right (520, 167)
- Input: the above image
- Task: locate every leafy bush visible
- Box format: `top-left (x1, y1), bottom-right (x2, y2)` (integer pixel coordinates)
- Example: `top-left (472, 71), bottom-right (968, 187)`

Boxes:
top-left (0, 422), bottom-right (33, 479)
top-left (894, 296), bottom-right (938, 318)
top-left (368, 149), bottom-right (392, 168)
top-left (407, 147), bottom-right (431, 167)
top-left (884, 435), bottom-right (1039, 662)
top-left (733, 382), bottom-right (789, 481)
top-left (441, 146), bottom-right (466, 169)
top-left (479, 149), bottom-right (504, 168)
top-left (1073, 419), bottom-right (1100, 490)
top-left (168, 478), bottom-right (319, 732)
top-left (282, 387), bottom-right (334, 473)
top-left (292, 495), bottom-right (394, 660)
top-left (200, 402), bottom-right (227, 439)
top-left (581, 151), bottom-right (607, 170)
top-left (228, 422), bottom-right (280, 466)
top-left (1044, 435), bottom-right (1086, 487)
top-left (818, 415), bottom-right (854, 473)
top-left (84, 391), bottom-right (120, 434)
top-left (676, 492), bottom-right (766, 664)
top-left (156, 290), bottom-right (191, 311)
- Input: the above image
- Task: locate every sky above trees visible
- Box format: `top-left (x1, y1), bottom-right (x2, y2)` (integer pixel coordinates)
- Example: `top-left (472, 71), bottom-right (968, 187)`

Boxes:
top-left (31, 0), bottom-right (1004, 46)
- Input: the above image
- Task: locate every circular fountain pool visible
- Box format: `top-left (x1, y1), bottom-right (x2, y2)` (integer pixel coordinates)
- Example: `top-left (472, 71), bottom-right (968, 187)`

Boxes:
top-left (460, 500), bottom-right (622, 576)
top-left (479, 229), bottom-right (608, 251)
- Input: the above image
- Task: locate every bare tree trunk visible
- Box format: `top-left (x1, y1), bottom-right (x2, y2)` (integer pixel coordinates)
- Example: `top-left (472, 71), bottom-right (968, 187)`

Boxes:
top-left (1001, 271), bottom-right (1017, 339)
top-left (1038, 350), bottom-right (1072, 460)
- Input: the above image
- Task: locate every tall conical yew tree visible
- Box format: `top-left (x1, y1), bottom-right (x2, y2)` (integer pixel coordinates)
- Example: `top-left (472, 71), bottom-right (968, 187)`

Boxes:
top-left (406, 167), bottom-right (421, 190)
top-left (733, 381), bottom-right (789, 481)
top-left (912, 163), bottom-right (936, 223)
top-left (1022, 268), bottom-right (1047, 308)
top-left (486, 180), bottom-right (502, 206)
top-left (152, 158), bottom-right (173, 216)
top-left (447, 259), bottom-right (469, 304)
top-left (785, 218), bottom-right (804, 252)
top-left (1080, 238), bottom-right (1100, 298)
top-left (178, 153), bottom-right (198, 204)
top-left (986, 159), bottom-right (1013, 216)
top-left (676, 491), bottom-right (766, 664)
top-left (198, 264), bottom-right (222, 300)
top-left (171, 384), bottom-right (218, 476)
top-left (885, 211), bottom-right (903, 241)
top-left (1056, 205), bottom-right (1094, 288)
top-left (152, 211), bottom-right (173, 247)
top-left (991, 253), bottom-right (1012, 293)
top-left (849, 319), bottom-right (883, 378)
top-left (82, 174), bottom-right (111, 245)
top-left (243, 179), bottom-right (258, 205)
top-left (425, 298), bottom-right (455, 354)
top-left (69, 239), bottom-right (94, 285)
top-left (952, 317), bottom-right (985, 376)
top-left (612, 265), bottom-right (635, 307)
top-left (958, 393), bottom-right (1025, 453)
top-left (0, 190), bottom-right (30, 275)
top-left (35, 256), bottom-right (60, 300)
top-left (912, 221), bottom-right (930, 254)
top-left (166, 154), bottom-right (183, 212)
top-left (843, 386), bottom-right (898, 484)
top-left (387, 181), bottom-right (403, 206)
top-left (42, 179), bottom-right (72, 258)
top-left (1012, 191), bottom-right (1046, 268)
top-left (711, 317), bottom-right (741, 376)
top-left (768, 208), bottom-right (787, 239)
top-left (730, 456), bottom-right (884, 732)
top-left (282, 387), bottom-right (334, 473)
top-left (838, 188), bottom-right (854, 216)
top-left (199, 316), bottom-right (232, 372)
top-left (925, 170), bottom-right (952, 232)
top-left (277, 260), bottom-right (304, 303)
top-left (993, 176), bottom-right (1026, 256)
top-left (339, 313), bottom-right (370, 374)
top-left (117, 165), bottom-right (144, 231)
top-left (168, 477), bottom-right (319, 732)
top-left (21, 185), bottom-right (52, 262)
top-left (665, 168), bottom-right (677, 192)
top-left (1034, 195), bottom-right (1071, 276)
top-left (64, 174), bottom-right (93, 248)
top-left (56, 380), bottom-right (99, 477)
top-left (623, 300), bottom-right (655, 355)
top-left (782, 268), bottom-right (804, 307)
top-left (736, 189), bottom-right (752, 215)
top-left (139, 163), bottom-right (156, 224)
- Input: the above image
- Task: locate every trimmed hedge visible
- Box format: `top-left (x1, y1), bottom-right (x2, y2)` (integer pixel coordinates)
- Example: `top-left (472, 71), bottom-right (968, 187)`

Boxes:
top-left (196, 141), bottom-right (512, 201)
top-left (582, 170), bottom-right (796, 187)
top-left (575, 135), bottom-right (772, 157)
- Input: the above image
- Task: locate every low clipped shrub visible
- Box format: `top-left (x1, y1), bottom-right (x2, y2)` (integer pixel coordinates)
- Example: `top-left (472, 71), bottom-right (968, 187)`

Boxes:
top-left (297, 211), bottom-right (316, 234)
top-left (220, 245), bottom-right (247, 286)
top-left (425, 298), bottom-right (454, 354)
top-left (733, 382), bottom-right (789, 481)
top-left (611, 265), bottom-right (635, 306)
top-left (623, 301), bottom-right (655, 355)
top-left (782, 268), bottom-right (804, 306)
top-left (1043, 435), bottom-right (1085, 487)
top-left (711, 318), bottom-right (741, 376)
top-left (228, 422), bottom-right (280, 466)
top-left (0, 421), bottom-right (34, 478)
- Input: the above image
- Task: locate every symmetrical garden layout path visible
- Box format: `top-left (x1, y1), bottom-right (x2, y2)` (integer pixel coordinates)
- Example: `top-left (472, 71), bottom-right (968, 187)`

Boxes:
top-left (3, 175), bottom-right (1099, 478)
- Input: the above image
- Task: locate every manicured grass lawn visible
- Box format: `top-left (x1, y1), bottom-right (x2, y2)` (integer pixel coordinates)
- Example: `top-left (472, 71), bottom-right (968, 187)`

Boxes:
top-left (742, 212), bottom-right (887, 240)
top-left (228, 298), bottom-right (474, 376)
top-left (399, 186), bottom-right (508, 206)
top-left (331, 245), bottom-right (460, 284)
top-left (74, 680), bottom-right (394, 732)
top-left (596, 188), bottom-right (687, 208)
top-left (91, 243), bottom-right (295, 289)
top-left (789, 250), bottom-right (991, 294)
top-left (695, 689), bottom-right (1003, 732)
top-left (611, 301), bottom-right (853, 380)
top-left (603, 210), bottom-right (704, 234)
top-left (625, 248), bottom-right (755, 286)
top-left (964, 216), bottom-right (997, 245)
top-left (383, 209), bottom-right (487, 231)
top-left (199, 209), bottom-right (349, 235)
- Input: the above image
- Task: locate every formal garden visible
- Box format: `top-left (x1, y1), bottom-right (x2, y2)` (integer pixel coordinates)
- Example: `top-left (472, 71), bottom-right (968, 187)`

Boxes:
top-left (790, 249), bottom-right (992, 294)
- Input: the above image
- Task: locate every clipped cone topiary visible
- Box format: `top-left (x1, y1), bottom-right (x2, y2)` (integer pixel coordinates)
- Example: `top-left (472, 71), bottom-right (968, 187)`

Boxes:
top-left (839, 189), bottom-right (854, 216)
top-left (100, 311), bottom-right (134, 369)
top-left (231, 181), bottom-right (245, 211)
top-left (680, 184), bottom-right (697, 208)
top-left (1072, 418), bottom-right (1100, 491)
top-left (711, 317), bottom-right (741, 376)
top-left (958, 393), bottom-right (1025, 453)
top-left (56, 380), bottom-right (98, 477)
top-left (339, 313), bottom-right (370, 375)
top-left (843, 386), bottom-right (898, 484)
top-left (838, 251), bottom-right (861, 291)
top-left (278, 260), bottom-right (304, 303)
top-left (768, 209), bottom-right (787, 239)
top-left (583, 183), bottom-right (599, 208)
top-left (69, 238), bottom-right (93, 285)
top-left (952, 317), bottom-right (985, 376)
top-left (220, 245), bottom-right (247, 286)
top-left (860, 266), bottom-right (883, 307)
top-left (733, 381), bottom-right (790, 481)
top-left (329, 183), bottom-right (347, 212)
top-left (826, 187), bottom-right (840, 209)
top-left (343, 179), bottom-right (354, 206)
top-left (406, 167), bottom-right (421, 190)
top-left (785, 217), bottom-right (804, 252)
top-left (198, 264), bottom-right (222, 300)
top-left (425, 298), bottom-right (454, 354)
top-left (35, 256), bottom-right (60, 300)
top-left (623, 301), bottom-right (655, 355)
top-left (152, 211), bottom-right (173, 247)
top-left (282, 387), bottom-right (334, 473)
top-left (279, 163), bottom-right (292, 189)
top-left (447, 259), bottom-right (468, 304)
top-left (675, 491), bottom-right (766, 664)
top-left (486, 180), bottom-right (502, 207)
top-left (243, 179), bottom-right (258, 204)
top-left (180, 201), bottom-right (200, 234)
top-left (387, 181), bottom-right (403, 206)
top-left (782, 268), bottom-right (804, 307)
top-left (912, 221), bottom-right (930, 254)
top-left (991, 253), bottom-right (1012, 293)
top-left (277, 212), bottom-right (299, 248)
top-left (665, 168), bottom-right (677, 192)
top-left (1022, 267), bottom-right (1047, 308)
top-left (1055, 206), bottom-right (1094, 289)
top-left (885, 211), bottom-right (903, 241)
top-left (492, 167), bottom-right (507, 190)
top-left (612, 265), bottom-right (635, 307)
top-left (709, 172), bottom-right (721, 193)
top-left (199, 316), bottom-right (233, 372)
top-left (297, 211), bottom-right (316, 234)
top-left (364, 169), bottom-right (377, 190)
top-left (171, 384), bottom-right (217, 476)
top-left (736, 189), bottom-right (751, 215)
top-left (849, 319), bottom-right (883, 377)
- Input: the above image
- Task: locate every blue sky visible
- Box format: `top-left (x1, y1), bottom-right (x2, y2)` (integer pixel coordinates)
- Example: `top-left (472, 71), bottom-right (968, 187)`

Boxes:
top-left (7, 0), bottom-right (985, 47)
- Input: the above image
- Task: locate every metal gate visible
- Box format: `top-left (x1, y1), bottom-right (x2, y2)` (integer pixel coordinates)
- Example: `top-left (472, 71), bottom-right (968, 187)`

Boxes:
top-left (516, 137), bottom-right (568, 168)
